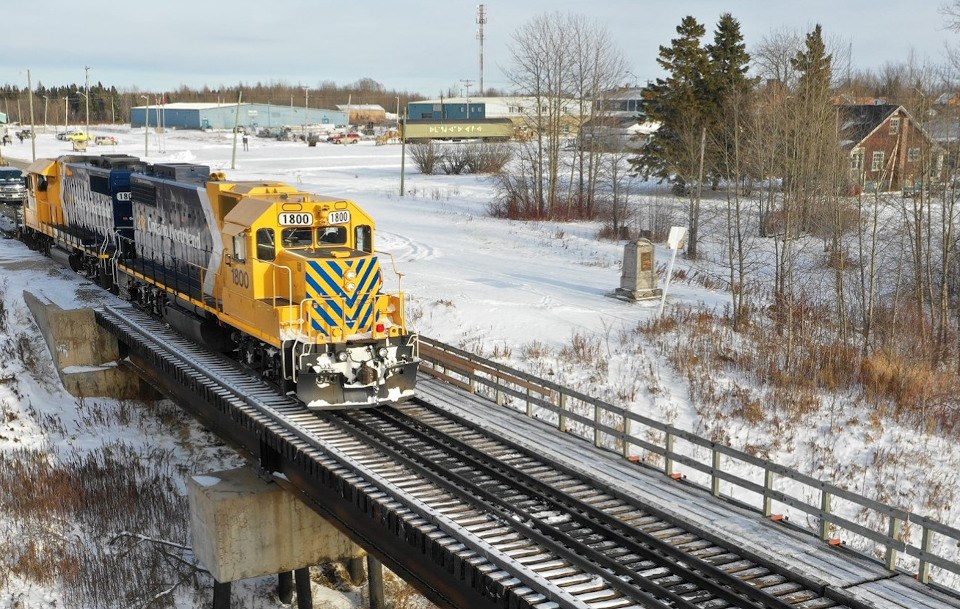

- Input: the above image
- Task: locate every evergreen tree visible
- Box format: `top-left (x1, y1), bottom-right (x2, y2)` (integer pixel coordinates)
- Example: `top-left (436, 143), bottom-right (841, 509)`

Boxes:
top-left (633, 16), bottom-right (710, 187)
top-left (791, 24), bottom-right (832, 105)
top-left (705, 13), bottom-right (758, 184)
top-left (705, 13), bottom-right (755, 105)
top-left (785, 23), bottom-right (835, 230)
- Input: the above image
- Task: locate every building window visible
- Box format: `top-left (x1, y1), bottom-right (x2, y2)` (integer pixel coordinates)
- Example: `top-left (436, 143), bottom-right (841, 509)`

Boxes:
top-left (872, 151), bottom-right (885, 172)
top-left (908, 147), bottom-right (921, 162)
top-left (889, 117), bottom-right (900, 135)
top-left (851, 150), bottom-right (864, 171)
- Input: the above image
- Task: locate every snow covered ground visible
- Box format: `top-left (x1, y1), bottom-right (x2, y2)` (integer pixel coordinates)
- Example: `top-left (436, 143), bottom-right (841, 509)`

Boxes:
top-left (0, 125), bottom-right (957, 607)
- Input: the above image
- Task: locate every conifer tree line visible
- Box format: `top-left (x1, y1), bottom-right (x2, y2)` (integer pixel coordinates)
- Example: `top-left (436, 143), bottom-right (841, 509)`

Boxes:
top-left (0, 79), bottom-right (425, 127)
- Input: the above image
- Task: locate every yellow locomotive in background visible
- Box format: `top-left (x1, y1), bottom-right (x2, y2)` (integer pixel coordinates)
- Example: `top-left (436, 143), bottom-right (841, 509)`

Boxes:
top-left (20, 155), bottom-right (419, 408)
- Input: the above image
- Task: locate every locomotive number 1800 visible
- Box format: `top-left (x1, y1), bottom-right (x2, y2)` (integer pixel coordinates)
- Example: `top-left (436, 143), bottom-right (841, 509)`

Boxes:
top-left (278, 212), bottom-right (314, 226)
top-left (327, 210), bottom-right (351, 224)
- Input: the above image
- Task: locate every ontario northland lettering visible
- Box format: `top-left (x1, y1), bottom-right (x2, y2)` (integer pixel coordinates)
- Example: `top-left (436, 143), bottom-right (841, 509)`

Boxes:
top-left (140, 215), bottom-right (203, 249)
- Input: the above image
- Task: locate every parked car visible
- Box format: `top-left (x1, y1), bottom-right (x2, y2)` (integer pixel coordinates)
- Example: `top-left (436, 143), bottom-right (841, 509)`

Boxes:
top-left (95, 135), bottom-right (117, 145)
top-left (57, 130), bottom-right (90, 142)
top-left (329, 132), bottom-right (361, 145)
top-left (0, 167), bottom-right (26, 205)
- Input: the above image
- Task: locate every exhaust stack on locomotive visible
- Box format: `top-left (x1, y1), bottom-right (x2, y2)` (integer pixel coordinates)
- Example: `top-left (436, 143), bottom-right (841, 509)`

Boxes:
top-left (19, 156), bottom-right (419, 409)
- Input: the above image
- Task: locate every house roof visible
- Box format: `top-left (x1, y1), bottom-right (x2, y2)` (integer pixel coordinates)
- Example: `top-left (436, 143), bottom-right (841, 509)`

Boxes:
top-left (837, 104), bottom-right (902, 150)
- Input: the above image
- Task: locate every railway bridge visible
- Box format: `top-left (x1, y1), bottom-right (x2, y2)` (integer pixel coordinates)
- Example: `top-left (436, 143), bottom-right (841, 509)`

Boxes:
top-left (91, 303), bottom-right (960, 609)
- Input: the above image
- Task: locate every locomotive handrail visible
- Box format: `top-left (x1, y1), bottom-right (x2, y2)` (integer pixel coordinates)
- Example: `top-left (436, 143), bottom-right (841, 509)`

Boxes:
top-left (375, 249), bottom-right (404, 295)
top-left (265, 260), bottom-right (294, 308)
top-left (375, 250), bottom-right (407, 334)
top-left (416, 335), bottom-right (960, 591)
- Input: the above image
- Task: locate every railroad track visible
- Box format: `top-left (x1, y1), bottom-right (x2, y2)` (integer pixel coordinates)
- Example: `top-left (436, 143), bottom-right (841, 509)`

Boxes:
top-left (97, 304), bottom-right (879, 609)
top-left (324, 402), bottom-right (879, 609)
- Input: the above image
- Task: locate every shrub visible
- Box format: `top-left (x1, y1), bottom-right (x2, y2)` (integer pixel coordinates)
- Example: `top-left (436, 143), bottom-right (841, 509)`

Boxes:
top-left (409, 142), bottom-right (441, 175)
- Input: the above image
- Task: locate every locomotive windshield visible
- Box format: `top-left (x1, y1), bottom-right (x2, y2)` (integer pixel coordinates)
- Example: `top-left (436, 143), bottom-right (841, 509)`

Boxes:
top-left (281, 226), bottom-right (348, 249)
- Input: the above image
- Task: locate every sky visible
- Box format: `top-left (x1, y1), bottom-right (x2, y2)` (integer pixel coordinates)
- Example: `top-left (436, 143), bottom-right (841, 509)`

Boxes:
top-left (0, 1), bottom-right (956, 98)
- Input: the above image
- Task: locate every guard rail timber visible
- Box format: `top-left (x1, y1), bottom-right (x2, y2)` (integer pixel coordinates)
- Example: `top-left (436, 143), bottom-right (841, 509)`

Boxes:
top-left (417, 335), bottom-right (960, 591)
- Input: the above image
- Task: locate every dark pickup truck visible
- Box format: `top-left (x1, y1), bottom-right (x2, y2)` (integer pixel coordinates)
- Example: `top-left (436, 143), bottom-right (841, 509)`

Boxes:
top-left (0, 167), bottom-right (26, 204)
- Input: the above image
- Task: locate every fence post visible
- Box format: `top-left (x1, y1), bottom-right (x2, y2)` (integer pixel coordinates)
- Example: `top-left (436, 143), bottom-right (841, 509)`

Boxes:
top-left (495, 372), bottom-right (504, 406)
top-left (526, 387), bottom-right (533, 417)
top-left (918, 525), bottom-right (932, 584)
top-left (558, 393), bottom-right (567, 432)
top-left (711, 448), bottom-right (721, 497)
top-left (621, 414), bottom-right (631, 458)
top-left (594, 404), bottom-right (602, 447)
top-left (762, 468), bottom-right (774, 517)
top-left (884, 515), bottom-right (902, 571)
top-left (819, 489), bottom-right (832, 541)
top-left (664, 432), bottom-right (674, 476)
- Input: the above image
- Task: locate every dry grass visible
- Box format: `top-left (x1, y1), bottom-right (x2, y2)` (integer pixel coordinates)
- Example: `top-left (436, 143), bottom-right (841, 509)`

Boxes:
top-left (639, 297), bottom-right (960, 439)
top-left (0, 440), bottom-right (195, 608)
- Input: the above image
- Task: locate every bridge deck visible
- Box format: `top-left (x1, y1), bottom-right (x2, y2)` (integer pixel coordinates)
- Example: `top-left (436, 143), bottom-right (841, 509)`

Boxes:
top-left (416, 377), bottom-right (960, 609)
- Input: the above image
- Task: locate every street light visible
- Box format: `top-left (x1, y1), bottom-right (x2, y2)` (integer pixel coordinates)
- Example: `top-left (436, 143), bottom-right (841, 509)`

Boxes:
top-left (141, 95), bottom-right (150, 157)
top-left (84, 66), bottom-right (90, 135)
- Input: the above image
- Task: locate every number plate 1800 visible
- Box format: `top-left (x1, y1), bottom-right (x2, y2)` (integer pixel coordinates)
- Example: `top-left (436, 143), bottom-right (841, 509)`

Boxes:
top-left (327, 210), bottom-right (351, 224)
top-left (278, 212), bottom-right (314, 226)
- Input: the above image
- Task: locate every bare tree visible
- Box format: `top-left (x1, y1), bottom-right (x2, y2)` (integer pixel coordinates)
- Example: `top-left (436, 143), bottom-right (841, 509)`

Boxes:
top-left (503, 12), bottom-right (626, 219)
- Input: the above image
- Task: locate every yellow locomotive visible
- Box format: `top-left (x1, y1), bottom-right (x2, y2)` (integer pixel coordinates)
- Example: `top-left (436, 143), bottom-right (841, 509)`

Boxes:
top-left (20, 155), bottom-right (419, 408)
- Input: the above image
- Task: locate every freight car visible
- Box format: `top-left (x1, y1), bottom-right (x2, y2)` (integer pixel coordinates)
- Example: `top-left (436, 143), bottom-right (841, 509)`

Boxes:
top-left (20, 154), bottom-right (419, 409)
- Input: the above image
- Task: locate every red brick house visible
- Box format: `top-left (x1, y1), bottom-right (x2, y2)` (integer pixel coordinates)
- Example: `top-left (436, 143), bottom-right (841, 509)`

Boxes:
top-left (838, 104), bottom-right (943, 194)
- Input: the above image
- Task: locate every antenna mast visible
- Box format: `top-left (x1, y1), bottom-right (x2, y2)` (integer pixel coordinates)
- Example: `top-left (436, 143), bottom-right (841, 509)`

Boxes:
top-left (476, 4), bottom-right (487, 95)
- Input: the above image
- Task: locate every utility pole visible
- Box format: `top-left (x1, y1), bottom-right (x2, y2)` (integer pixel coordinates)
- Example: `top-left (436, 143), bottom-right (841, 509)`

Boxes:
top-left (84, 66), bottom-right (90, 135)
top-left (476, 4), bottom-right (487, 95)
top-left (231, 90), bottom-right (242, 170)
top-left (460, 79), bottom-right (473, 119)
top-left (27, 70), bottom-right (35, 162)
top-left (302, 86), bottom-right (309, 137)
top-left (141, 95), bottom-right (149, 157)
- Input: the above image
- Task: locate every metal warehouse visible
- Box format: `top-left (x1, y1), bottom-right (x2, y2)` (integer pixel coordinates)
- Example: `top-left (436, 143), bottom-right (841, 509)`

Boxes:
top-left (130, 103), bottom-right (348, 131)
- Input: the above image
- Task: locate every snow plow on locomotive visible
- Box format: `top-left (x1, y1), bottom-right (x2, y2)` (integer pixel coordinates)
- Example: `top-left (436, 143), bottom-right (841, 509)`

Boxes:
top-left (19, 154), bottom-right (419, 409)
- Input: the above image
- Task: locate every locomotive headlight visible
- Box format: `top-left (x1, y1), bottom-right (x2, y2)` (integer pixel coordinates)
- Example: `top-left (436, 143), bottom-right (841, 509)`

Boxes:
top-left (346, 270), bottom-right (357, 279)
top-left (347, 282), bottom-right (356, 291)
top-left (377, 347), bottom-right (388, 358)
top-left (337, 351), bottom-right (349, 362)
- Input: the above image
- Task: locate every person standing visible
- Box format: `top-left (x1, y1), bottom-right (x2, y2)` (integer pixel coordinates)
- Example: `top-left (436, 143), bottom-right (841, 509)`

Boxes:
top-left (242, 135), bottom-right (249, 151)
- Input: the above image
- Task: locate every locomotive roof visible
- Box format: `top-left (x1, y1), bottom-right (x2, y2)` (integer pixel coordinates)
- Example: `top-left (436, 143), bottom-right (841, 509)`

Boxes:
top-left (223, 197), bottom-right (274, 227)
top-left (26, 158), bottom-right (57, 175)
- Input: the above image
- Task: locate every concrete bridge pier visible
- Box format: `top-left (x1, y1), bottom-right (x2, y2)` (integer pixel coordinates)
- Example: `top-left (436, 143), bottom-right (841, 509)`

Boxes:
top-left (189, 466), bottom-right (377, 608)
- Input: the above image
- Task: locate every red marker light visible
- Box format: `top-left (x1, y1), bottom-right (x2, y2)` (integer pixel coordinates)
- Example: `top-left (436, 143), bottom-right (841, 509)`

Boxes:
top-left (375, 323), bottom-right (385, 332)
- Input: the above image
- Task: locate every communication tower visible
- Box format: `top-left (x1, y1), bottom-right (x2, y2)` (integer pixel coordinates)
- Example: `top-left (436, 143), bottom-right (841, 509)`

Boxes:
top-left (477, 4), bottom-right (487, 95)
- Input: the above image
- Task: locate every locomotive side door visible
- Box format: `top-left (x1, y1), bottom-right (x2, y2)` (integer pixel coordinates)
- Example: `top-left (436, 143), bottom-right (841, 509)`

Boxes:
top-left (220, 223), bottom-right (261, 338)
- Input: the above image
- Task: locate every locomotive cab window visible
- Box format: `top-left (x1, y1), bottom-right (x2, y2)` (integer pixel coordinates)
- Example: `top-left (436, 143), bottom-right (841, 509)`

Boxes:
top-left (256, 228), bottom-right (276, 261)
top-left (281, 227), bottom-right (313, 249)
top-left (233, 233), bottom-right (247, 262)
top-left (355, 225), bottom-right (372, 253)
top-left (319, 226), bottom-right (347, 245)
